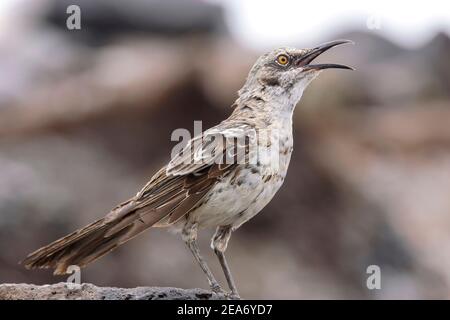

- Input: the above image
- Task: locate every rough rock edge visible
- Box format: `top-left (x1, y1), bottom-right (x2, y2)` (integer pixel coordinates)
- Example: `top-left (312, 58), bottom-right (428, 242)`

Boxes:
top-left (0, 282), bottom-right (232, 300)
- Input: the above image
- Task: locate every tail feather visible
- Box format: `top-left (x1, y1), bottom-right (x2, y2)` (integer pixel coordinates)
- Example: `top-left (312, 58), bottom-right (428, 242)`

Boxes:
top-left (21, 202), bottom-right (169, 275)
top-left (22, 218), bottom-right (112, 274)
top-left (21, 164), bottom-right (219, 275)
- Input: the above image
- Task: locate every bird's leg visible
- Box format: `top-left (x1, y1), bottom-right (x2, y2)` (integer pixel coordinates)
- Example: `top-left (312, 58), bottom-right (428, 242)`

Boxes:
top-left (211, 225), bottom-right (240, 299)
top-left (182, 222), bottom-right (223, 294)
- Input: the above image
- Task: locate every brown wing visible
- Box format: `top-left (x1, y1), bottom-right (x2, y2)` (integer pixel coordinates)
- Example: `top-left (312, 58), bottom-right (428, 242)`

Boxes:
top-left (21, 125), bottom-right (254, 274)
top-left (116, 124), bottom-right (257, 229)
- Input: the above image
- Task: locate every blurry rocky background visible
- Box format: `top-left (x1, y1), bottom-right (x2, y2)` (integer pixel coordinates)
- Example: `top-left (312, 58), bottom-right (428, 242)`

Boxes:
top-left (1, 0), bottom-right (450, 299)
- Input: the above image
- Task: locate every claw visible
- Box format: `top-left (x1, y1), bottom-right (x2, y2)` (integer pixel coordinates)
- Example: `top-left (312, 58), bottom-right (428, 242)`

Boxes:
top-left (210, 283), bottom-right (225, 294)
top-left (226, 292), bottom-right (241, 300)
top-left (210, 284), bottom-right (240, 300)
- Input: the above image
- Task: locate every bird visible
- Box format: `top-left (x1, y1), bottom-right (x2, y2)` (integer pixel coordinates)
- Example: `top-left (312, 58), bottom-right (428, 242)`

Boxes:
top-left (22, 40), bottom-right (353, 299)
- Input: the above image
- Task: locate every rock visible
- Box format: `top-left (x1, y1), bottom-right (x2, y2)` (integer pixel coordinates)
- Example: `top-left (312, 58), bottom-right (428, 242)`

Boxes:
top-left (0, 283), bottom-right (229, 300)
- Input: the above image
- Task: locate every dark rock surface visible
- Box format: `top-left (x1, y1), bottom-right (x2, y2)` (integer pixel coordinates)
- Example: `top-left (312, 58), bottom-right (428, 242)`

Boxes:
top-left (0, 282), bottom-right (228, 300)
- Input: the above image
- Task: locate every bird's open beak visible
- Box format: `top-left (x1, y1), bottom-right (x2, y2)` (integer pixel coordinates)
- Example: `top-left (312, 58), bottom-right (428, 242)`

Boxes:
top-left (296, 40), bottom-right (354, 71)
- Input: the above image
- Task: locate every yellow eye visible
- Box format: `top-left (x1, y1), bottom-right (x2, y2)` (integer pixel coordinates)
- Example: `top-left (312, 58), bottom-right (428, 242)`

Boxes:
top-left (276, 54), bottom-right (290, 66)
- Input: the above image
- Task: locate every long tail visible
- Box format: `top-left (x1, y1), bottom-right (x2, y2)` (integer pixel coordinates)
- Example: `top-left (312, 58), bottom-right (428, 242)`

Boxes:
top-left (21, 200), bottom-right (170, 275)
top-left (22, 164), bottom-right (220, 275)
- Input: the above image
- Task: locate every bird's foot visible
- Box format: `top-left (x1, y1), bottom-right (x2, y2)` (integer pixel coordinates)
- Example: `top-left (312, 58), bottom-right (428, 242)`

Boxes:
top-left (210, 283), bottom-right (226, 295)
top-left (225, 291), bottom-right (241, 300)
top-left (210, 283), bottom-right (240, 300)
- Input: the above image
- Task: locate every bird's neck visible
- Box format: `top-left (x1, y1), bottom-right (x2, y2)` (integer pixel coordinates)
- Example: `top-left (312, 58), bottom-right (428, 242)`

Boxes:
top-left (235, 78), bottom-right (307, 117)
top-left (231, 88), bottom-right (303, 127)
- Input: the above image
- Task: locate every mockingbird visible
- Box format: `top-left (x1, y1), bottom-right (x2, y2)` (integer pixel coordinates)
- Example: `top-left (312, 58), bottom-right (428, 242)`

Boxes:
top-left (23, 40), bottom-right (353, 299)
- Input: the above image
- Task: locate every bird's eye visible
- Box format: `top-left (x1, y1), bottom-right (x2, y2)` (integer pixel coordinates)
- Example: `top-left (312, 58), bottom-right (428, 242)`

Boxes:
top-left (276, 54), bottom-right (290, 66)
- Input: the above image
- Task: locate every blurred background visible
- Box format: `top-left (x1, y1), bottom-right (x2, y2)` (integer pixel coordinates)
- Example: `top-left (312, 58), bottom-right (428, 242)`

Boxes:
top-left (1, 0), bottom-right (450, 299)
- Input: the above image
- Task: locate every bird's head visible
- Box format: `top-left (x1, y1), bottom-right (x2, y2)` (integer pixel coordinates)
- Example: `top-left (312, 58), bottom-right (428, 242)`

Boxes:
top-left (238, 40), bottom-right (354, 109)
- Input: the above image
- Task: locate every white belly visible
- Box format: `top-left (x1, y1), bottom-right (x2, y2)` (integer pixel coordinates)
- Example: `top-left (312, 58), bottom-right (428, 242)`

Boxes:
top-left (190, 145), bottom-right (292, 229)
top-left (173, 118), bottom-right (294, 232)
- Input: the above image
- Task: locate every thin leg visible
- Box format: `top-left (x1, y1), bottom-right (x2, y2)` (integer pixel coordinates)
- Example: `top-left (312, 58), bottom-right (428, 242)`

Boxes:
top-left (215, 250), bottom-right (239, 296)
top-left (182, 222), bottom-right (223, 293)
top-left (211, 226), bottom-right (240, 298)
